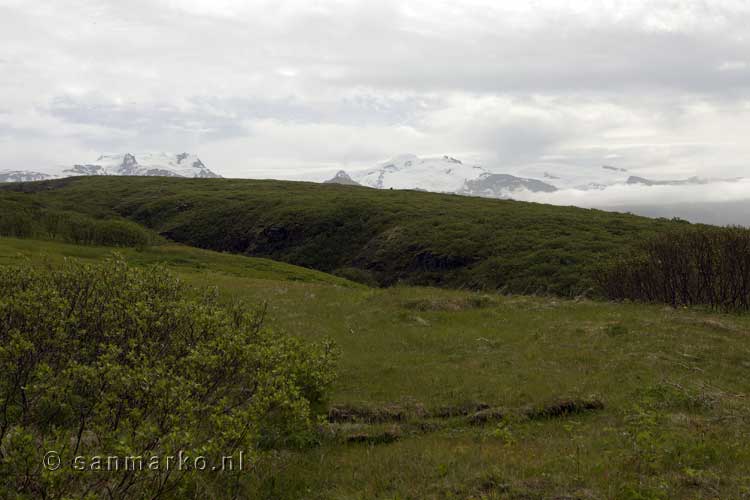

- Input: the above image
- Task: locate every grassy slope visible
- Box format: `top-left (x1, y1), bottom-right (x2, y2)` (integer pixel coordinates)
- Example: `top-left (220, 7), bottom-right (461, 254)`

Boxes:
top-left (3, 236), bottom-right (749, 499)
top-left (0, 176), bottom-right (682, 295)
top-left (0, 237), bottom-right (358, 287)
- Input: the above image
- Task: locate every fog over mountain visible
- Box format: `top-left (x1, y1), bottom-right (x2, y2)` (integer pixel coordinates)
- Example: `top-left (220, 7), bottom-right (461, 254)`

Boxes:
top-left (512, 179), bottom-right (750, 226)
top-left (321, 154), bottom-right (750, 225)
top-left (1, 0), bottom-right (749, 223)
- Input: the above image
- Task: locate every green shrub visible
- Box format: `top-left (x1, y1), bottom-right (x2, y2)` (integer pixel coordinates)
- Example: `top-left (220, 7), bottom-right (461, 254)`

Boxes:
top-left (0, 203), bottom-right (157, 248)
top-left (0, 257), bottom-right (338, 498)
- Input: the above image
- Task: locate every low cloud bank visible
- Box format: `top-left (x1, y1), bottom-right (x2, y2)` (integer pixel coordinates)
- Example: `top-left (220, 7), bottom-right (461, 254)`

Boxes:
top-left (511, 179), bottom-right (750, 208)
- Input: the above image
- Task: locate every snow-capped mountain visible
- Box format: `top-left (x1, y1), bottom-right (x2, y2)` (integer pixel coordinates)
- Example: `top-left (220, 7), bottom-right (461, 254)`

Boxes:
top-left (64, 153), bottom-right (220, 178)
top-left (324, 154), bottom-right (558, 197)
top-left (457, 173), bottom-right (557, 198)
top-left (509, 163), bottom-right (633, 190)
top-left (321, 155), bottom-right (750, 209)
top-left (0, 153), bottom-right (221, 183)
top-left (351, 154), bottom-right (489, 192)
top-left (324, 170), bottom-right (360, 186)
top-left (0, 170), bottom-right (55, 183)
top-left (514, 164), bottom-right (736, 190)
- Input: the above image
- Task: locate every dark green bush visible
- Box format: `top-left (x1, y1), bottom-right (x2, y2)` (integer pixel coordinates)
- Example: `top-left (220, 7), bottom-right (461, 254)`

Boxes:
top-left (0, 257), bottom-right (338, 498)
top-left (0, 203), bottom-right (156, 248)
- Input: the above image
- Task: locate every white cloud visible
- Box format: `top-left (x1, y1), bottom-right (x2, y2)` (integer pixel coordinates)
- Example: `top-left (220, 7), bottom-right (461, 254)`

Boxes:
top-left (1, 0), bottom-right (750, 195)
top-left (512, 180), bottom-right (750, 208)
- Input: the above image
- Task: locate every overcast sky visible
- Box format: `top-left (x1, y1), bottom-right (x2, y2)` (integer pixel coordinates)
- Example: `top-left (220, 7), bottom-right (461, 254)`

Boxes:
top-left (2, 0), bottom-right (750, 184)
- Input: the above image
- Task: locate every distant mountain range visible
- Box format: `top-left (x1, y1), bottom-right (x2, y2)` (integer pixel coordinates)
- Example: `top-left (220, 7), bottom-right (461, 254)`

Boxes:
top-left (321, 155), bottom-right (750, 226)
top-left (323, 154), bottom-right (739, 199)
top-left (457, 173), bottom-right (557, 197)
top-left (323, 154), bottom-right (560, 197)
top-left (0, 153), bottom-right (220, 182)
top-left (4, 151), bottom-right (748, 226)
top-left (0, 171), bottom-right (54, 183)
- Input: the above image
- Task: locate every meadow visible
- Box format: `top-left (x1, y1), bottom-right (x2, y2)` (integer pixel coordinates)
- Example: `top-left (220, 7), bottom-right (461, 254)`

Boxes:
top-left (2, 236), bottom-right (749, 499)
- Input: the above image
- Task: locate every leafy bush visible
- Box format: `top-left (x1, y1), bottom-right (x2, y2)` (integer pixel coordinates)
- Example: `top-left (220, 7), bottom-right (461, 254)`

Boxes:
top-left (0, 257), bottom-right (338, 498)
top-left (0, 199), bottom-right (157, 248)
top-left (62, 213), bottom-right (155, 248)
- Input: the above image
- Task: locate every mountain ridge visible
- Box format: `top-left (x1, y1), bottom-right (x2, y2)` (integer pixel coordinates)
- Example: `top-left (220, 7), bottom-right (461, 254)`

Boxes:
top-left (324, 154), bottom-right (558, 197)
top-left (0, 152), bottom-right (220, 182)
top-left (322, 155), bottom-right (748, 205)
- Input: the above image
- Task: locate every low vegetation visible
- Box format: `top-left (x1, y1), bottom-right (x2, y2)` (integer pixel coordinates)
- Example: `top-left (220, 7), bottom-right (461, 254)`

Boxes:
top-left (0, 237), bottom-right (360, 287)
top-left (1, 176), bottom-right (748, 498)
top-left (0, 256), bottom-right (337, 498)
top-left (0, 176), bottom-right (683, 296)
top-left (1, 236), bottom-right (750, 498)
top-left (0, 198), bottom-right (158, 248)
top-left (600, 225), bottom-right (750, 312)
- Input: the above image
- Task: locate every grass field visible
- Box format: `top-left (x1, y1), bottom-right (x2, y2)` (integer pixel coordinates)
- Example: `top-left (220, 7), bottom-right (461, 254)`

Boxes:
top-left (3, 235), bottom-right (749, 499)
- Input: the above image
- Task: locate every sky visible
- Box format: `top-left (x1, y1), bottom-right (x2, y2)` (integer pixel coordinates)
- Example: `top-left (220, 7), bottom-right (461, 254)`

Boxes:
top-left (2, 0), bottom-right (750, 198)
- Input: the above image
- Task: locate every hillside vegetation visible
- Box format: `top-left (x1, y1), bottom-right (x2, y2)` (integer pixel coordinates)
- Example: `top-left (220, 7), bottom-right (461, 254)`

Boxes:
top-left (0, 176), bottom-right (683, 296)
top-left (600, 225), bottom-right (750, 312)
top-left (0, 196), bottom-right (158, 247)
top-left (0, 237), bottom-right (359, 287)
top-left (0, 254), bottom-right (337, 498)
top-left (1, 236), bottom-right (750, 498)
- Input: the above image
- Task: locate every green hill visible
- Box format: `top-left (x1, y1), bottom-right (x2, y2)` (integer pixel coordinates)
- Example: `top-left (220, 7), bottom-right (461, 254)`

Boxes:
top-left (0, 176), bottom-right (682, 295)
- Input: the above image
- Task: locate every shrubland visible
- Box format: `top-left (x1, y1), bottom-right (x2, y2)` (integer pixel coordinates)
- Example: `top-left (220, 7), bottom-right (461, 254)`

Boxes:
top-left (0, 256), bottom-right (337, 499)
top-left (0, 198), bottom-right (157, 248)
top-left (599, 225), bottom-right (750, 312)
top-left (1, 175), bottom-right (749, 498)
top-left (0, 176), bottom-right (682, 295)
top-left (1, 237), bottom-right (749, 498)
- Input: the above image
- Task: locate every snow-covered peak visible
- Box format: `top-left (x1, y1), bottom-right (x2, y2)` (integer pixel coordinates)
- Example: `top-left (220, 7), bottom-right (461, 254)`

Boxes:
top-left (324, 170), bottom-right (361, 186)
top-left (458, 173), bottom-right (557, 198)
top-left (0, 170), bottom-right (55, 183)
top-left (509, 163), bottom-right (632, 190)
top-left (387, 153), bottom-right (421, 165)
top-left (351, 154), bottom-right (489, 192)
top-left (0, 153), bottom-right (221, 183)
top-left (65, 152), bottom-right (221, 179)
